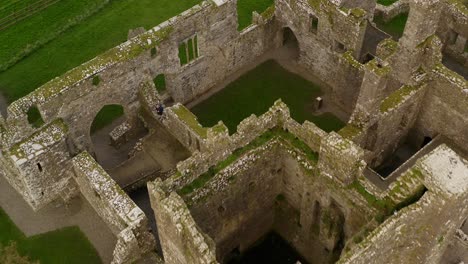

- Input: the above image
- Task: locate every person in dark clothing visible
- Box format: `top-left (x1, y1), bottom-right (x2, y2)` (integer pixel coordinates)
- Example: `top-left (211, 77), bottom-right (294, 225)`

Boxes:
top-left (156, 102), bottom-right (164, 116)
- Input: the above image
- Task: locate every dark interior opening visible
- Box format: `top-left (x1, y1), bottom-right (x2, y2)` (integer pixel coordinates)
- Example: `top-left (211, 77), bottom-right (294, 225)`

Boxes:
top-left (37, 163), bottom-right (43, 172)
top-left (421, 136), bottom-right (432, 148)
top-left (225, 232), bottom-right (308, 264)
top-left (282, 27), bottom-right (300, 59)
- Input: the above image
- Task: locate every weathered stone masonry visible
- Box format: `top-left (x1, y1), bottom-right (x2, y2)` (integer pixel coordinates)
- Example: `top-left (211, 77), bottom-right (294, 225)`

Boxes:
top-left (0, 0), bottom-right (467, 263)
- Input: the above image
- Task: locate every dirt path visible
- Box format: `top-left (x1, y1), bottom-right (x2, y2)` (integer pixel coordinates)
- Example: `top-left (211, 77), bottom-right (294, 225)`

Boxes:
top-left (0, 174), bottom-right (117, 263)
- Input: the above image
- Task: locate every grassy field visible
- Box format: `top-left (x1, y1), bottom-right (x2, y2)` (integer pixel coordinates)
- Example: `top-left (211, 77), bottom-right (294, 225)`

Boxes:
top-left (237, 0), bottom-right (274, 30)
top-left (0, 207), bottom-right (101, 263)
top-left (0, 0), bottom-right (201, 103)
top-left (374, 13), bottom-right (408, 40)
top-left (0, 0), bottom-right (109, 72)
top-left (191, 60), bottom-right (345, 133)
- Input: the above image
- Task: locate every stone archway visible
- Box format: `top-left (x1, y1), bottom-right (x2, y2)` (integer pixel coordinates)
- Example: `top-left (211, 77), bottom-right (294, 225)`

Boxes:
top-left (90, 104), bottom-right (129, 169)
top-left (282, 27), bottom-right (300, 60)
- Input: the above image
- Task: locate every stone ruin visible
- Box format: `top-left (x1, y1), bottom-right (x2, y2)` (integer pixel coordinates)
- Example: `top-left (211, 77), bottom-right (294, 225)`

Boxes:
top-left (0, 0), bottom-right (467, 263)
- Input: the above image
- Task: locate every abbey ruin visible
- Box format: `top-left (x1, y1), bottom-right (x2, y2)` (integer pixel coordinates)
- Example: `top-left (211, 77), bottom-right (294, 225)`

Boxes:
top-left (0, 0), bottom-right (467, 263)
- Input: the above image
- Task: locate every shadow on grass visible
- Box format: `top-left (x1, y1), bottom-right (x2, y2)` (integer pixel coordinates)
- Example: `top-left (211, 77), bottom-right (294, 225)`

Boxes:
top-left (0, 207), bottom-right (101, 264)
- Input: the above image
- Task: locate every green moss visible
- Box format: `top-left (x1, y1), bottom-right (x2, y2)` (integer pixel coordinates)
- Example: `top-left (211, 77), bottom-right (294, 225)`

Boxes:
top-left (260, 5), bottom-right (275, 20)
top-left (338, 124), bottom-right (362, 139)
top-left (153, 74), bottom-right (166, 93)
top-left (178, 128), bottom-right (319, 196)
top-left (350, 8), bottom-right (366, 19)
top-left (380, 85), bottom-right (418, 113)
top-left (308, 0), bottom-right (322, 10)
top-left (349, 181), bottom-right (394, 214)
top-left (172, 105), bottom-right (208, 138)
top-left (18, 26), bottom-right (174, 104)
top-left (342, 51), bottom-right (363, 69)
top-left (26, 106), bottom-right (44, 128)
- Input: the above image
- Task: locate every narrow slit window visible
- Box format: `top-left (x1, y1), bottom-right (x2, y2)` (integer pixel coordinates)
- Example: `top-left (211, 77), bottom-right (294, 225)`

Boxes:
top-left (37, 163), bottom-right (43, 172)
top-left (310, 15), bottom-right (319, 34)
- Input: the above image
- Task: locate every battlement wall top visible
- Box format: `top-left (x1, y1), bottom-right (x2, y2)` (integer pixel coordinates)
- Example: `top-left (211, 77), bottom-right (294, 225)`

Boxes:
top-left (8, 119), bottom-right (67, 165)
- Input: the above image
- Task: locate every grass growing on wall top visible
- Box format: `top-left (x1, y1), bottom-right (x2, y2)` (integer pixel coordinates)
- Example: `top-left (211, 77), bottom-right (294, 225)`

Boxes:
top-left (374, 13), bottom-right (408, 40)
top-left (237, 0), bottom-right (274, 30)
top-left (0, 0), bottom-right (201, 103)
top-left (0, 207), bottom-right (101, 264)
top-left (191, 60), bottom-right (345, 133)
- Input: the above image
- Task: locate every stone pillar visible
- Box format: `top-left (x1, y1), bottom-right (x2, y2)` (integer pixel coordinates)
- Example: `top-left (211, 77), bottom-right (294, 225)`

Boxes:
top-left (391, 0), bottom-right (442, 83)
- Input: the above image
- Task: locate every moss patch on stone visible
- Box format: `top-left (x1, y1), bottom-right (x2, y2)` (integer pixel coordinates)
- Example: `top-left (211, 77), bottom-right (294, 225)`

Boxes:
top-left (380, 85), bottom-right (418, 113)
top-left (173, 105), bottom-right (208, 138)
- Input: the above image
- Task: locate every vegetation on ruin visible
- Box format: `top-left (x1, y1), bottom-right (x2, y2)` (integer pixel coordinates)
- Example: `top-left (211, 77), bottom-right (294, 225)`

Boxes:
top-left (376, 0), bottom-right (399, 6)
top-left (0, 207), bottom-right (101, 263)
top-left (237, 0), bottom-right (274, 30)
top-left (380, 85), bottom-right (418, 113)
top-left (90, 104), bottom-right (124, 134)
top-left (179, 128), bottom-right (318, 196)
top-left (153, 74), bottom-right (166, 94)
top-left (374, 12), bottom-right (408, 40)
top-left (173, 105), bottom-right (208, 138)
top-left (191, 60), bottom-right (345, 134)
top-left (0, 0), bottom-right (201, 103)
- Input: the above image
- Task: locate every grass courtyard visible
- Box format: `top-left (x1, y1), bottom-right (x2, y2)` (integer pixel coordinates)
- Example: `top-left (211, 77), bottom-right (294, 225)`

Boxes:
top-left (191, 60), bottom-right (345, 133)
top-left (0, 207), bottom-right (101, 263)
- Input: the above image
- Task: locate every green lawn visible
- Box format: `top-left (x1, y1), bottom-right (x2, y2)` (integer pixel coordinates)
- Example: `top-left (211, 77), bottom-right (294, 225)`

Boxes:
top-left (374, 13), bottom-right (408, 40)
top-left (191, 60), bottom-right (345, 133)
top-left (0, 207), bottom-right (101, 264)
top-left (237, 0), bottom-right (274, 30)
top-left (0, 0), bottom-right (201, 103)
top-left (0, 0), bottom-right (109, 72)
top-left (376, 0), bottom-right (399, 6)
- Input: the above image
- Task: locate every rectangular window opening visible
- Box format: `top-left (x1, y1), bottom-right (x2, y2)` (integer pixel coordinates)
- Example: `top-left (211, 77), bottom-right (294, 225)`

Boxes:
top-left (178, 34), bottom-right (200, 66)
top-left (310, 15), bottom-right (319, 34)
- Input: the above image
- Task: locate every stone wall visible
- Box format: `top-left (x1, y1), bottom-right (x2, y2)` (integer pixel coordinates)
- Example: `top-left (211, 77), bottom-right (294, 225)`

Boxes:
top-left (1, 119), bottom-right (76, 210)
top-left (275, 0), bottom-right (367, 113)
top-left (72, 152), bottom-right (155, 264)
top-left (148, 179), bottom-right (217, 264)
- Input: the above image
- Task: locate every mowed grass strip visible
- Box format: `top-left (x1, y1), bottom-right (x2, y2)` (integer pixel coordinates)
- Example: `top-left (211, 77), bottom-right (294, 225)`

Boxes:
top-left (0, 207), bottom-right (101, 264)
top-left (0, 0), bottom-right (109, 71)
top-left (0, 0), bottom-right (201, 103)
top-left (237, 0), bottom-right (274, 30)
top-left (191, 60), bottom-right (345, 133)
